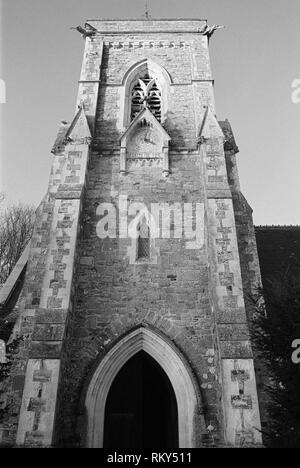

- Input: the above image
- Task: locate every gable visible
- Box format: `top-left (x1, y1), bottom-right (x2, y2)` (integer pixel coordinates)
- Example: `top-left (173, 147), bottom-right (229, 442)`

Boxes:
top-left (120, 107), bottom-right (170, 148)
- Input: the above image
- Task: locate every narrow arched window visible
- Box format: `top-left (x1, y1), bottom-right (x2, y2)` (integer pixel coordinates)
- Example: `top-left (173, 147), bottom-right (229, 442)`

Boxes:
top-left (137, 218), bottom-right (150, 259)
top-left (131, 73), bottom-right (161, 122)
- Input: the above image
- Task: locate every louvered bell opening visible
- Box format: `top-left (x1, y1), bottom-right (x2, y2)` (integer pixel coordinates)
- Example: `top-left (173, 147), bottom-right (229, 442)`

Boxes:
top-left (130, 75), bottom-right (161, 122)
top-left (131, 83), bottom-right (143, 121)
top-left (148, 88), bottom-right (161, 122)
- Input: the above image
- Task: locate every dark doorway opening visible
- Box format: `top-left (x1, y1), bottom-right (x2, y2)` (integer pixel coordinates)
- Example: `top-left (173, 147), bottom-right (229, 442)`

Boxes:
top-left (103, 350), bottom-right (179, 448)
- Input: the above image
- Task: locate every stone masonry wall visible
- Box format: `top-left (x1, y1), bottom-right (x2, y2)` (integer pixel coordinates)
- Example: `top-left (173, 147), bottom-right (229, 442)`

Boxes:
top-left (3, 19), bottom-right (263, 448)
top-left (90, 31), bottom-right (214, 150)
top-left (55, 147), bottom-right (222, 447)
top-left (52, 21), bottom-right (260, 447)
top-left (53, 21), bottom-right (224, 446)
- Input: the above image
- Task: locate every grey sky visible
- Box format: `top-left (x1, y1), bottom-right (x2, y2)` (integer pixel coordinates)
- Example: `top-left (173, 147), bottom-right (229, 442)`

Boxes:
top-left (1, 0), bottom-right (300, 225)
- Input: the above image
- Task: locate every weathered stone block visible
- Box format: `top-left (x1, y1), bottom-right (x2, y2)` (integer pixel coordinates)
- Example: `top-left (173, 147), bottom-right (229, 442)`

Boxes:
top-left (231, 394), bottom-right (252, 409)
top-left (32, 324), bottom-right (65, 341)
top-left (29, 342), bottom-right (62, 359)
top-left (220, 341), bottom-right (253, 359)
top-left (218, 324), bottom-right (249, 341)
top-left (12, 375), bottom-right (25, 392)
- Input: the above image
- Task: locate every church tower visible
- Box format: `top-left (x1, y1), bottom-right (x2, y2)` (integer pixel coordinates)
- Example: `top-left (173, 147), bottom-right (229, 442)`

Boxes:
top-left (2, 18), bottom-right (263, 448)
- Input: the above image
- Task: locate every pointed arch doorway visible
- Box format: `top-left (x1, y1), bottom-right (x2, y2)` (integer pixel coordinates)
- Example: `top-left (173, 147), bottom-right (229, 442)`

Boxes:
top-left (104, 350), bottom-right (178, 448)
top-left (84, 327), bottom-right (199, 448)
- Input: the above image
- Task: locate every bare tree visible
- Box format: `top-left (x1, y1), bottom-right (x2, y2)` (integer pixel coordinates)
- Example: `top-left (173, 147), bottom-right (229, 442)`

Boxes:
top-left (0, 203), bottom-right (35, 285)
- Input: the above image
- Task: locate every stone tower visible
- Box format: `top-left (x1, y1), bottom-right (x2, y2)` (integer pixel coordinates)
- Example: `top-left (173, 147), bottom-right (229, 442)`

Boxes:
top-left (2, 18), bottom-right (263, 448)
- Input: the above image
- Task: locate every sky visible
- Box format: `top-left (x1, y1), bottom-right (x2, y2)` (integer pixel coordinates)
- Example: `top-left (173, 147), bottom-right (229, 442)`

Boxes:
top-left (0, 0), bottom-right (300, 225)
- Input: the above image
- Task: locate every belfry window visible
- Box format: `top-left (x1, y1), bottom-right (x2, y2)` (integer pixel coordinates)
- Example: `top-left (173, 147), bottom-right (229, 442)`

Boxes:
top-left (131, 74), bottom-right (161, 122)
top-left (137, 218), bottom-right (150, 259)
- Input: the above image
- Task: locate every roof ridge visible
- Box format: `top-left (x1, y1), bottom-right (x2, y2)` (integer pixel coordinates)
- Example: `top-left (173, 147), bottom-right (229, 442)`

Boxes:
top-left (255, 225), bottom-right (300, 229)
